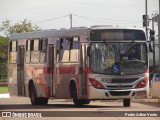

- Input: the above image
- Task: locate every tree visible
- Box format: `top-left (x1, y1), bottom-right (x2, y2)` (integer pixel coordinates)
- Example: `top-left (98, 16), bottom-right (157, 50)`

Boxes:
top-left (0, 36), bottom-right (8, 59)
top-left (0, 36), bottom-right (9, 80)
top-left (0, 19), bottom-right (41, 37)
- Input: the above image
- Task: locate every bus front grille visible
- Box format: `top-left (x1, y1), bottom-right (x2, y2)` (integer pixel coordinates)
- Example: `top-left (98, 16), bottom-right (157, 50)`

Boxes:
top-left (111, 78), bottom-right (138, 83)
top-left (109, 91), bottom-right (130, 96)
top-left (106, 85), bottom-right (133, 90)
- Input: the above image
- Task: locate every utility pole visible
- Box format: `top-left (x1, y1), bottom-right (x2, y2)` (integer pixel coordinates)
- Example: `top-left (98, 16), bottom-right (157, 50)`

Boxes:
top-left (69, 14), bottom-right (73, 28)
top-left (152, 17), bottom-right (155, 73)
top-left (145, 0), bottom-right (148, 40)
top-left (158, 1), bottom-right (160, 74)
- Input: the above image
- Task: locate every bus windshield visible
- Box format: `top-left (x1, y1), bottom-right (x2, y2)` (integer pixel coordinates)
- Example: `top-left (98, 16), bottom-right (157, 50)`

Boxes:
top-left (89, 42), bottom-right (148, 75)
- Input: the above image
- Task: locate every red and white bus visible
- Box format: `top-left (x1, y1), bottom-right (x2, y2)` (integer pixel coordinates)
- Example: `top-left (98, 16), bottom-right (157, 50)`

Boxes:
top-left (8, 26), bottom-right (149, 107)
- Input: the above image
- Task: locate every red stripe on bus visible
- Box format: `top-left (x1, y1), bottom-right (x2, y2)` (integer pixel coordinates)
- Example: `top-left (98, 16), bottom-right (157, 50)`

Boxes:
top-left (43, 67), bottom-right (54, 74)
top-left (43, 67), bottom-right (94, 74)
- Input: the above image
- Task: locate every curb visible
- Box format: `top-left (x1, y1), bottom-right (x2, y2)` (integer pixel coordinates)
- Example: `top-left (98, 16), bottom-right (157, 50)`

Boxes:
top-left (0, 93), bottom-right (10, 98)
top-left (131, 98), bottom-right (160, 102)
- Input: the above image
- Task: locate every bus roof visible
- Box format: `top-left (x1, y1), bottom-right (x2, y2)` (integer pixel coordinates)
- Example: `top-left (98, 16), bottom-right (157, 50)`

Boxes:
top-left (10, 26), bottom-right (145, 41)
top-left (10, 27), bottom-right (89, 41)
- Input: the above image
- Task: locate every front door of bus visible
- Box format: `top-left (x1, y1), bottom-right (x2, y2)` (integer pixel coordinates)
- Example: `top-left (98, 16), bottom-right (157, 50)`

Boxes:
top-left (17, 46), bottom-right (25, 96)
top-left (48, 44), bottom-right (55, 96)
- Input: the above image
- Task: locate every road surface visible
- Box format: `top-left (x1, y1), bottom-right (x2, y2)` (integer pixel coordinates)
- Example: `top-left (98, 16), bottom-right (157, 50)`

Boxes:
top-left (0, 96), bottom-right (160, 120)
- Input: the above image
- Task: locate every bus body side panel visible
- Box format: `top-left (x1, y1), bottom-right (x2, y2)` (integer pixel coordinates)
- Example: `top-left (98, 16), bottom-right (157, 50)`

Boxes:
top-left (8, 63), bottom-right (18, 96)
top-left (25, 64), bottom-right (50, 98)
top-left (55, 63), bottom-right (79, 99)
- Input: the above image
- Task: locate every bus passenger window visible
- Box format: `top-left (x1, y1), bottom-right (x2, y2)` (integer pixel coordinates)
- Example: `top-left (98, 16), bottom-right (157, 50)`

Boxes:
top-left (9, 41), bottom-right (17, 63)
top-left (40, 39), bottom-right (47, 50)
top-left (10, 41), bottom-right (17, 52)
top-left (59, 38), bottom-right (70, 63)
top-left (30, 40), bottom-right (34, 51)
top-left (31, 39), bottom-right (40, 63)
top-left (34, 39), bottom-right (39, 50)
top-left (56, 39), bottom-right (60, 62)
top-left (26, 40), bottom-right (31, 51)
top-left (25, 40), bottom-right (31, 63)
top-left (39, 39), bottom-right (47, 63)
top-left (9, 42), bottom-right (12, 51)
top-left (72, 37), bottom-right (79, 49)
top-left (70, 37), bottom-right (79, 63)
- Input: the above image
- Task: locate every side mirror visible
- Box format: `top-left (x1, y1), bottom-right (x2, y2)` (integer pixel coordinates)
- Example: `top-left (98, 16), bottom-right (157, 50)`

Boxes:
top-left (150, 30), bottom-right (155, 41)
top-left (87, 47), bottom-right (91, 56)
top-left (149, 43), bottom-right (153, 52)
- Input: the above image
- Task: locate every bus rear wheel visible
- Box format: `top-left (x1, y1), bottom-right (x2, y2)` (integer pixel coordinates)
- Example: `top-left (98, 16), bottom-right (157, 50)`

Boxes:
top-left (29, 83), bottom-right (48, 105)
top-left (72, 85), bottom-right (83, 107)
top-left (123, 98), bottom-right (130, 107)
top-left (38, 98), bottom-right (48, 105)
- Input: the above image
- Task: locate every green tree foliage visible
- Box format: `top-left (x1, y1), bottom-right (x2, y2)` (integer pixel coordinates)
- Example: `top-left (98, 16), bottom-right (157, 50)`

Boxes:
top-left (0, 19), bottom-right (41, 37)
top-left (0, 36), bottom-right (9, 80)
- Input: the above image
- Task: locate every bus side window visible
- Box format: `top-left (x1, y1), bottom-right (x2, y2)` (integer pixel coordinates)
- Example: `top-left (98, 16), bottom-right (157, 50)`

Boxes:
top-left (9, 41), bottom-right (17, 63)
top-left (10, 41), bottom-right (17, 52)
top-left (59, 37), bottom-right (70, 63)
top-left (34, 39), bottom-right (39, 51)
top-left (30, 40), bottom-right (34, 51)
top-left (31, 39), bottom-right (40, 63)
top-left (39, 38), bottom-right (47, 51)
top-left (70, 37), bottom-right (79, 63)
top-left (10, 41), bottom-right (12, 52)
top-left (26, 40), bottom-right (31, 51)
top-left (25, 40), bottom-right (31, 63)
top-left (56, 38), bottom-right (60, 63)
top-left (72, 37), bottom-right (79, 49)
top-left (39, 38), bottom-right (47, 63)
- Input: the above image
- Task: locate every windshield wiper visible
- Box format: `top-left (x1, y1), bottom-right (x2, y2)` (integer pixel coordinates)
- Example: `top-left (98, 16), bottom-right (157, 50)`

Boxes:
top-left (103, 40), bottom-right (116, 53)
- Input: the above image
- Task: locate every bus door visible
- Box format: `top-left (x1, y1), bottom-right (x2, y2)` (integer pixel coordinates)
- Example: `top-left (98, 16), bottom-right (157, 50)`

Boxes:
top-left (80, 43), bottom-right (88, 96)
top-left (48, 44), bottom-right (55, 97)
top-left (17, 46), bottom-right (25, 96)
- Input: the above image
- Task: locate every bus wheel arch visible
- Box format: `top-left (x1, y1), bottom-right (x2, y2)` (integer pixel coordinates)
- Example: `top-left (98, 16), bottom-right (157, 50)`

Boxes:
top-left (69, 80), bottom-right (90, 106)
top-left (70, 80), bottom-right (82, 106)
top-left (69, 80), bottom-right (77, 98)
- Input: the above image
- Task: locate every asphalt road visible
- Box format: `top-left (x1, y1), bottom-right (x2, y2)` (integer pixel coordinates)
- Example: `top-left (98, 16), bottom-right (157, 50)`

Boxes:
top-left (0, 96), bottom-right (160, 120)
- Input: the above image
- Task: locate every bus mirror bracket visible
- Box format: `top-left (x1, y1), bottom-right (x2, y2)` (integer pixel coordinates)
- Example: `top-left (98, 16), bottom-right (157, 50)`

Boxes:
top-left (148, 42), bottom-right (153, 52)
top-left (87, 47), bottom-right (91, 56)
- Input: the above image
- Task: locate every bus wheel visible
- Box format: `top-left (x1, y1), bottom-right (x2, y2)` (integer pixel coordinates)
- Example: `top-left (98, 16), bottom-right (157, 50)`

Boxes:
top-left (29, 83), bottom-right (39, 105)
top-left (123, 98), bottom-right (130, 107)
top-left (82, 100), bottom-right (90, 105)
top-left (72, 85), bottom-right (83, 107)
top-left (38, 98), bottom-right (48, 105)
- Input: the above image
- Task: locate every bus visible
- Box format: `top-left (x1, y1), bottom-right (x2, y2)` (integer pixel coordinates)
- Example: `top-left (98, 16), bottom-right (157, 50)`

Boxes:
top-left (8, 26), bottom-right (149, 107)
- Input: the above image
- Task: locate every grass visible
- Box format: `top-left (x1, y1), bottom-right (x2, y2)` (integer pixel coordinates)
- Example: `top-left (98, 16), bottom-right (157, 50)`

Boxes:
top-left (0, 86), bottom-right (9, 94)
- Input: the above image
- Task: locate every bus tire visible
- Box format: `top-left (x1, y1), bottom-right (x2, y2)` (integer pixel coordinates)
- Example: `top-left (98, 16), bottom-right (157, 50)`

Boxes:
top-left (82, 100), bottom-right (90, 105)
top-left (29, 83), bottom-right (39, 105)
top-left (72, 84), bottom-right (83, 107)
top-left (123, 98), bottom-right (130, 107)
top-left (38, 98), bottom-right (48, 105)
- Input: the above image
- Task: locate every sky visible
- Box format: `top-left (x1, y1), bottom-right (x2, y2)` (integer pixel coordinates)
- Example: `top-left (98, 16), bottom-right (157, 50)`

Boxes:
top-left (0, 0), bottom-right (159, 36)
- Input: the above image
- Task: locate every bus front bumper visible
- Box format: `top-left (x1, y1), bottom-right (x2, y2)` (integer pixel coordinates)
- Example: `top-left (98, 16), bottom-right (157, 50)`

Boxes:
top-left (88, 86), bottom-right (149, 100)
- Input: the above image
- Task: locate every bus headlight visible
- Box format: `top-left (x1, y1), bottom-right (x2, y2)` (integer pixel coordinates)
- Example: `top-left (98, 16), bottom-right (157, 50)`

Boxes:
top-left (89, 78), bottom-right (105, 89)
top-left (135, 77), bottom-right (148, 88)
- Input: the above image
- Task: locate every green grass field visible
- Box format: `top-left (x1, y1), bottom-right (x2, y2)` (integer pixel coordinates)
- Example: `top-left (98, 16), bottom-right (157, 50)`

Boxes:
top-left (0, 86), bottom-right (9, 94)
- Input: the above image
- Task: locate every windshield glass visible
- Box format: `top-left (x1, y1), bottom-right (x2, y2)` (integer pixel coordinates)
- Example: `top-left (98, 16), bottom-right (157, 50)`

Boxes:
top-left (90, 42), bottom-right (148, 75)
